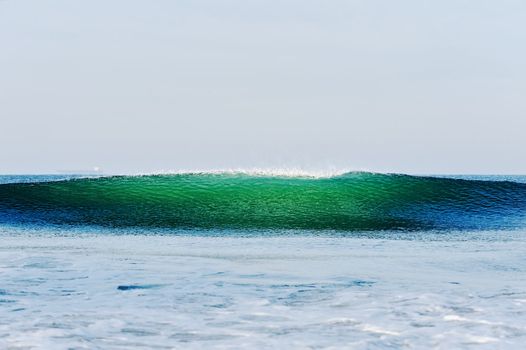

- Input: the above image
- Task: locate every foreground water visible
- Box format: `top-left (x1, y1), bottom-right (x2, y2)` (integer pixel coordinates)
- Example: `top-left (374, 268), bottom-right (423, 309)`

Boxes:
top-left (1, 228), bottom-right (526, 349)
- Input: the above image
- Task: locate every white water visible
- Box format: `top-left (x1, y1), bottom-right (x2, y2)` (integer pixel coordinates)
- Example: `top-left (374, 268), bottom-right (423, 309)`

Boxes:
top-left (1, 229), bottom-right (526, 349)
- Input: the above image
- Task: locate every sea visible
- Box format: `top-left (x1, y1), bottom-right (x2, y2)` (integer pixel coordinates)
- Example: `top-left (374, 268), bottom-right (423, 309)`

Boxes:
top-left (0, 172), bottom-right (525, 349)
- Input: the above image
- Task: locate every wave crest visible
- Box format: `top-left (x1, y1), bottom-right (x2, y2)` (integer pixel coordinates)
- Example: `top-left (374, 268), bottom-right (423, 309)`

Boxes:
top-left (1, 173), bottom-right (525, 231)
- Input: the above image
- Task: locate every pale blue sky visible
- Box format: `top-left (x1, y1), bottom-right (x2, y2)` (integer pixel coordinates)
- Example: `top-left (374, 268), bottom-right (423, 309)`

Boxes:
top-left (1, 0), bottom-right (525, 174)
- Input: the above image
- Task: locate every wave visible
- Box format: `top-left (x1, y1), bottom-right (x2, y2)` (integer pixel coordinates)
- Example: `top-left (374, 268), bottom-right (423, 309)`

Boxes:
top-left (0, 172), bottom-right (525, 231)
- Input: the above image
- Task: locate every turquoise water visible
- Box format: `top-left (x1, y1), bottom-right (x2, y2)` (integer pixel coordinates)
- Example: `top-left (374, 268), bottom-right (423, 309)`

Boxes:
top-left (1, 173), bottom-right (526, 231)
top-left (0, 174), bottom-right (525, 349)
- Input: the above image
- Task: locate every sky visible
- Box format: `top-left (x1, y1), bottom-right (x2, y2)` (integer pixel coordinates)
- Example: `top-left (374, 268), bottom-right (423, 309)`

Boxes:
top-left (1, 0), bottom-right (525, 174)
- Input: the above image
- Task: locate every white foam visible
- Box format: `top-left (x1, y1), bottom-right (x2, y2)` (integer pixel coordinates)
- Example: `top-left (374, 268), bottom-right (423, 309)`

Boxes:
top-left (1, 231), bottom-right (525, 349)
top-left (113, 167), bottom-right (374, 179)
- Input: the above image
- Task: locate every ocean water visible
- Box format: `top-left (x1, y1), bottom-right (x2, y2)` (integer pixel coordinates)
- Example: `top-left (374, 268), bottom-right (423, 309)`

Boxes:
top-left (1, 173), bottom-right (525, 349)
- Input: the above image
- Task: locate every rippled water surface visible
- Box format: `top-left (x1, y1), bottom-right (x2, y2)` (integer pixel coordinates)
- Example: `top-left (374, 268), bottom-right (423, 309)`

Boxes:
top-left (1, 174), bottom-right (525, 349)
top-left (1, 228), bottom-right (526, 349)
top-left (2, 173), bottom-right (525, 231)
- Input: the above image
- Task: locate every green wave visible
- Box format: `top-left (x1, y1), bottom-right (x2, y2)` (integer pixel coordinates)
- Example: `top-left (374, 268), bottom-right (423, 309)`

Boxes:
top-left (1, 172), bottom-right (525, 231)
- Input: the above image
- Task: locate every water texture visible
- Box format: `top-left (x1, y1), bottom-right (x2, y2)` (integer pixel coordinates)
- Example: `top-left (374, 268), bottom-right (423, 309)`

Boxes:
top-left (1, 172), bottom-right (525, 231)
top-left (1, 231), bottom-right (526, 349)
top-left (1, 174), bottom-right (525, 349)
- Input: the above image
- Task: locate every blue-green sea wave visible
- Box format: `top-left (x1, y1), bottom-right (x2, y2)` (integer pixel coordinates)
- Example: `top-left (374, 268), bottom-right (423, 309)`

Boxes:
top-left (0, 172), bottom-right (525, 231)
